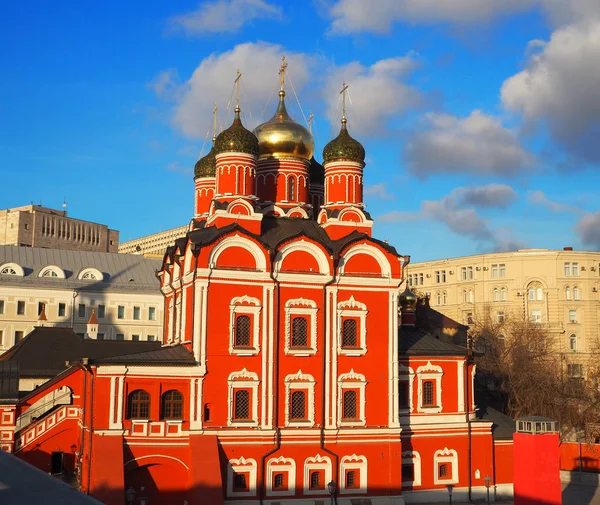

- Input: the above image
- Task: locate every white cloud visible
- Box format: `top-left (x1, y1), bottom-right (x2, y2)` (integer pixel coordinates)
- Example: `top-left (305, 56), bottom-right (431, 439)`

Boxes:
top-left (167, 0), bottom-right (282, 36)
top-left (324, 55), bottom-right (421, 136)
top-left (147, 69), bottom-right (179, 98)
top-left (328, 0), bottom-right (536, 34)
top-left (405, 110), bottom-right (534, 178)
top-left (576, 212), bottom-right (600, 248)
top-left (527, 190), bottom-right (581, 214)
top-left (501, 21), bottom-right (600, 163)
top-left (541, 0), bottom-right (600, 26)
top-left (161, 42), bottom-right (312, 138)
top-left (364, 183), bottom-right (394, 200)
top-left (452, 184), bottom-right (518, 209)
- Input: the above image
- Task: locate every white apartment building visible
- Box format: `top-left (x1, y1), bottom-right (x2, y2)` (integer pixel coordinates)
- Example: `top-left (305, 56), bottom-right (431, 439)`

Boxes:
top-left (0, 246), bottom-right (163, 351)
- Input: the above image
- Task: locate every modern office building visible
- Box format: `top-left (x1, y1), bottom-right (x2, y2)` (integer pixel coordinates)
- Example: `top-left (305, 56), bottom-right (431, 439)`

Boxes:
top-left (118, 225), bottom-right (189, 256)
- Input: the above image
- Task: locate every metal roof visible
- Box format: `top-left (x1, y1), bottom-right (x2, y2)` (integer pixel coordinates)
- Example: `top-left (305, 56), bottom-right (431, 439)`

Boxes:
top-left (93, 344), bottom-right (196, 365)
top-left (399, 327), bottom-right (469, 356)
top-left (0, 245), bottom-right (161, 293)
top-left (0, 362), bottom-right (19, 404)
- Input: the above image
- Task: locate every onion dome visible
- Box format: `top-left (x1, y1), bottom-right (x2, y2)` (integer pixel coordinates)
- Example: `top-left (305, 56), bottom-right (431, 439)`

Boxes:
top-left (253, 91), bottom-right (315, 161)
top-left (399, 285), bottom-right (418, 310)
top-left (214, 107), bottom-right (259, 157)
top-left (309, 157), bottom-right (324, 185)
top-left (323, 118), bottom-right (365, 165)
top-left (194, 141), bottom-right (217, 179)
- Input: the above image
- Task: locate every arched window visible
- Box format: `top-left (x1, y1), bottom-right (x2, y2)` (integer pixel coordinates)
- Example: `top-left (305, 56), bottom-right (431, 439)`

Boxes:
top-left (462, 290), bottom-right (467, 303)
top-left (501, 287), bottom-right (507, 301)
top-left (536, 287), bottom-right (543, 301)
top-left (493, 288), bottom-right (499, 302)
top-left (127, 389), bottom-right (150, 419)
top-left (570, 334), bottom-right (577, 352)
top-left (573, 286), bottom-right (580, 300)
top-left (161, 390), bottom-right (183, 419)
top-left (442, 291), bottom-right (447, 305)
top-left (342, 390), bottom-right (358, 420)
top-left (288, 177), bottom-right (295, 201)
top-left (436, 292), bottom-right (441, 305)
top-left (43, 269), bottom-right (57, 277)
top-left (566, 287), bottom-right (571, 300)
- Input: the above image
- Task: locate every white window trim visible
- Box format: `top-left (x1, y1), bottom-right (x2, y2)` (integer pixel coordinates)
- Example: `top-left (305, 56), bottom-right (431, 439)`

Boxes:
top-left (304, 454), bottom-right (332, 495)
top-left (0, 262), bottom-right (24, 276)
top-left (416, 362), bottom-right (443, 414)
top-left (229, 295), bottom-right (261, 355)
top-left (78, 267), bottom-right (103, 280)
top-left (39, 265), bottom-right (66, 278)
top-left (338, 369), bottom-right (367, 426)
top-left (284, 370), bottom-right (316, 427)
top-left (337, 296), bottom-right (368, 356)
top-left (266, 456), bottom-right (296, 497)
top-left (227, 456), bottom-right (257, 498)
top-left (284, 298), bottom-right (318, 355)
top-left (340, 454), bottom-right (368, 495)
top-left (434, 448), bottom-right (458, 485)
top-left (399, 365), bottom-right (415, 414)
top-left (402, 451), bottom-right (422, 487)
top-left (227, 369), bottom-right (259, 427)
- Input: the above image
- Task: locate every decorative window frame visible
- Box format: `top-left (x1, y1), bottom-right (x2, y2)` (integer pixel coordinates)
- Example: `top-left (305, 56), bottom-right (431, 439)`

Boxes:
top-left (0, 262), bottom-right (24, 276)
top-left (284, 298), bottom-right (318, 355)
top-left (227, 456), bottom-right (257, 498)
top-left (337, 369), bottom-right (367, 426)
top-left (340, 454), bottom-right (368, 495)
top-left (304, 454), bottom-right (332, 495)
top-left (78, 267), bottom-right (103, 281)
top-left (39, 265), bottom-right (66, 279)
top-left (402, 451), bottom-right (422, 487)
top-left (398, 365), bottom-right (415, 414)
top-left (434, 448), bottom-right (458, 485)
top-left (229, 296), bottom-right (261, 355)
top-left (337, 296), bottom-right (368, 356)
top-left (227, 369), bottom-right (259, 427)
top-left (416, 362), bottom-right (443, 414)
top-left (284, 370), bottom-right (316, 427)
top-left (266, 456), bottom-right (296, 497)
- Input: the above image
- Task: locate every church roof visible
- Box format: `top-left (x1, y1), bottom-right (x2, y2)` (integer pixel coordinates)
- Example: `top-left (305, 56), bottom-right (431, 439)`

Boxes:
top-left (0, 362), bottom-right (20, 404)
top-left (0, 327), bottom-right (162, 377)
top-left (92, 344), bottom-right (195, 365)
top-left (399, 327), bottom-right (469, 356)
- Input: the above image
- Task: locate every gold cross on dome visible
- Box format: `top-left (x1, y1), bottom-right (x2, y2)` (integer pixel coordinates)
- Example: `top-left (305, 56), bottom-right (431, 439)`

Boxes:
top-left (279, 55), bottom-right (288, 90)
top-left (307, 111), bottom-right (314, 133)
top-left (212, 103), bottom-right (218, 141)
top-left (234, 70), bottom-right (242, 108)
top-left (340, 81), bottom-right (349, 121)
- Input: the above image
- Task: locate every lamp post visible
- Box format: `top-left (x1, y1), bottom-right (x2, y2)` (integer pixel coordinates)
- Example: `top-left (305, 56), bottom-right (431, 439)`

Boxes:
top-left (447, 484), bottom-right (454, 504)
top-left (484, 474), bottom-right (492, 505)
top-left (125, 486), bottom-right (136, 505)
top-left (327, 480), bottom-right (337, 505)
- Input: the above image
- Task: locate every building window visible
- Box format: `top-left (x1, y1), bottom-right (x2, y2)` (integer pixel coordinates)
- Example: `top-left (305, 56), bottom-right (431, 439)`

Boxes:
top-left (290, 391), bottom-right (307, 421)
top-left (0, 300), bottom-right (3, 314)
top-left (116, 333), bottom-right (124, 340)
top-left (339, 455), bottom-right (367, 494)
top-left (496, 311), bottom-right (505, 324)
top-left (273, 473), bottom-right (286, 490)
top-left (462, 290), bottom-right (467, 303)
top-left (435, 270), bottom-right (446, 283)
top-left (97, 304), bottom-right (105, 318)
top-left (78, 303), bottom-right (85, 318)
top-left (267, 457), bottom-right (296, 496)
top-left (148, 335), bottom-right (156, 341)
top-left (15, 330), bottom-right (24, 342)
top-left (291, 316), bottom-right (308, 348)
top-left (469, 289), bottom-right (474, 303)
top-left (434, 448), bottom-right (458, 484)
top-left (149, 307), bottom-right (156, 321)
top-left (204, 403), bottom-right (211, 422)
top-left (465, 312), bottom-right (474, 325)
top-left (573, 286), bottom-right (580, 300)
top-left (234, 315), bottom-right (252, 347)
top-left (461, 267), bottom-right (467, 281)
top-left (227, 457), bottom-right (257, 497)
top-left (233, 390), bottom-right (250, 420)
top-left (566, 287), bottom-right (571, 300)
top-left (133, 306), bottom-right (141, 320)
top-left (422, 381), bottom-right (435, 406)
top-left (493, 288), bottom-right (499, 302)
top-left (342, 390), bottom-right (358, 420)
top-left (342, 319), bottom-right (358, 348)
top-left (37, 301), bottom-right (45, 315)
top-left (233, 473), bottom-right (249, 492)
top-left (501, 287), bottom-right (507, 301)
top-left (17, 300), bottom-right (25, 315)
top-left (132, 334), bottom-right (140, 341)
top-left (439, 463), bottom-right (449, 478)
top-left (127, 389), bottom-right (150, 419)
top-left (346, 470), bottom-right (358, 489)
top-left (570, 334), bottom-right (577, 351)
top-left (288, 177), bottom-right (295, 201)
top-left (530, 310), bottom-right (542, 323)
top-left (310, 471), bottom-right (321, 490)
top-left (58, 303), bottom-right (66, 317)
top-left (117, 305), bottom-right (125, 319)
top-left (418, 273), bottom-right (423, 285)
top-left (573, 263), bottom-right (579, 276)
top-left (417, 363), bottom-right (443, 413)
top-left (161, 390), bottom-right (183, 420)
top-left (569, 310), bottom-right (577, 323)
top-left (401, 451), bottom-right (421, 487)
top-left (568, 364), bottom-right (584, 378)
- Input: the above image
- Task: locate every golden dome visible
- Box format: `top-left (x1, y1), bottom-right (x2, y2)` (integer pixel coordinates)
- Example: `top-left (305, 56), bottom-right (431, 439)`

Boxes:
top-left (253, 91), bottom-right (315, 161)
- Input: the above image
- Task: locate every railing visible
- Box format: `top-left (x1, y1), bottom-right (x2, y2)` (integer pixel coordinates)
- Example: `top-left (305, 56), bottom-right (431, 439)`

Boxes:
top-left (14, 405), bottom-right (80, 452)
top-left (16, 391), bottom-right (72, 430)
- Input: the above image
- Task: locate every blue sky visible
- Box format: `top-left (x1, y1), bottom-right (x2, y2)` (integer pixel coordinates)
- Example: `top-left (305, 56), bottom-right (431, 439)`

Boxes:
top-left (1, 0), bottom-right (599, 261)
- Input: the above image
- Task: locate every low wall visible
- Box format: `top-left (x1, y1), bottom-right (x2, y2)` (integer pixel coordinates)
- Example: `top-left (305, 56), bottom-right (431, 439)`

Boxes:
top-left (560, 442), bottom-right (600, 473)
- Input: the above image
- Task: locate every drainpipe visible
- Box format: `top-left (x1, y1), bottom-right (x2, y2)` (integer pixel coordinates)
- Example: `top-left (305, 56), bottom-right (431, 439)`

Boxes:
top-left (466, 345), bottom-right (473, 502)
top-left (71, 291), bottom-right (79, 329)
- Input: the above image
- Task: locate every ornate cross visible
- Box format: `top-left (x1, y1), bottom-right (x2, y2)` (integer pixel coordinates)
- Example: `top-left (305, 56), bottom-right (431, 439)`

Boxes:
top-left (340, 81), bottom-right (349, 121)
top-left (212, 103), bottom-right (218, 141)
top-left (234, 70), bottom-right (242, 109)
top-left (307, 111), bottom-right (314, 133)
top-left (279, 55), bottom-right (288, 91)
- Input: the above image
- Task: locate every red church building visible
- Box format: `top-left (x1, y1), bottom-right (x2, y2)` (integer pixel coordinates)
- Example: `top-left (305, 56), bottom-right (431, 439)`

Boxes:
top-left (0, 62), bottom-right (514, 504)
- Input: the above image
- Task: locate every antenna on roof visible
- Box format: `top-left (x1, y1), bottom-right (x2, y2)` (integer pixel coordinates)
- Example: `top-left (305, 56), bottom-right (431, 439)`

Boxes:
top-left (62, 197), bottom-right (67, 216)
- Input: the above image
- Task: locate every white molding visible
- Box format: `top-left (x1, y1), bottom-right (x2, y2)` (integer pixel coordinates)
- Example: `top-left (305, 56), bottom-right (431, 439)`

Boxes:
top-left (416, 362), bottom-right (444, 414)
top-left (402, 451), bottom-right (422, 487)
top-left (457, 361), bottom-right (465, 413)
top-left (77, 267), bottom-right (103, 281)
top-left (284, 298), bottom-right (318, 355)
top-left (229, 296), bottom-right (262, 355)
top-left (340, 454), bottom-right (368, 494)
top-left (266, 456), bottom-right (296, 497)
top-left (338, 370), bottom-right (367, 426)
top-left (284, 371), bottom-right (316, 427)
top-left (303, 454), bottom-right (332, 495)
top-left (209, 234), bottom-right (267, 272)
top-left (0, 262), bottom-right (24, 276)
top-left (340, 243), bottom-right (392, 278)
top-left (228, 369), bottom-right (260, 427)
top-left (227, 457), bottom-right (257, 498)
top-left (337, 296), bottom-right (368, 355)
top-left (399, 365), bottom-right (415, 414)
top-left (433, 447), bottom-right (458, 485)
top-left (274, 239), bottom-right (330, 275)
top-left (38, 265), bottom-right (66, 279)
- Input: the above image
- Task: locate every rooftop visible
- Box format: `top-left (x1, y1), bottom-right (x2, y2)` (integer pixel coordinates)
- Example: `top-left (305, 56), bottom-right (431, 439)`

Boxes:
top-left (399, 327), bottom-right (469, 356)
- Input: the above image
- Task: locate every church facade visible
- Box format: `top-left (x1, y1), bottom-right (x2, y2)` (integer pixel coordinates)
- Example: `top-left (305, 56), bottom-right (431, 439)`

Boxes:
top-left (1, 63), bottom-right (513, 504)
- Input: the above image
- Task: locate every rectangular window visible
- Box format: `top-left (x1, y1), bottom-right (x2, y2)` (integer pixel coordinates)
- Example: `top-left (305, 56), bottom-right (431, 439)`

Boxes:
top-left (234, 315), bottom-right (251, 347)
top-left (309, 470), bottom-right (323, 490)
top-left (341, 318), bottom-right (358, 348)
top-left (116, 333), bottom-right (124, 341)
top-left (133, 306), bottom-right (141, 320)
top-left (51, 451), bottom-right (64, 475)
top-left (342, 390), bottom-right (358, 420)
top-left (569, 310), bottom-right (577, 323)
top-left (233, 472), bottom-right (249, 492)
top-left (435, 271), bottom-right (440, 283)
top-left (565, 262), bottom-right (571, 276)
top-left (273, 472), bottom-right (287, 491)
top-left (402, 464), bottom-right (414, 483)
top-left (97, 333), bottom-right (105, 340)
top-left (491, 264), bottom-right (498, 278)
top-left (441, 270), bottom-right (446, 283)
top-left (499, 264), bottom-right (506, 278)
top-left (496, 311), bottom-right (505, 324)
top-left (58, 303), bottom-right (66, 317)
top-left (568, 364), bottom-right (584, 378)
top-left (438, 463), bottom-right (449, 479)
top-left (97, 304), bottom-right (105, 318)
top-left (148, 335), bottom-right (156, 341)
top-left (15, 330), bottom-right (24, 342)
top-left (467, 266), bottom-right (473, 280)
top-left (530, 310), bottom-right (542, 323)
top-left (148, 307), bottom-right (156, 321)
top-left (117, 305), bottom-right (125, 319)
top-left (132, 334), bottom-right (140, 341)
top-left (233, 389), bottom-right (251, 420)
top-left (422, 380), bottom-right (435, 406)
top-left (291, 316), bottom-right (308, 348)
top-left (461, 267), bottom-right (467, 281)
top-left (17, 301), bottom-right (25, 315)
top-left (38, 302), bottom-right (45, 315)
top-left (466, 312), bottom-right (474, 325)
top-left (290, 390), bottom-right (307, 420)
top-left (345, 470), bottom-right (359, 489)
top-left (573, 262), bottom-right (579, 276)
top-left (0, 300), bottom-right (4, 314)
top-left (78, 303), bottom-right (86, 318)
top-left (418, 273), bottom-right (423, 285)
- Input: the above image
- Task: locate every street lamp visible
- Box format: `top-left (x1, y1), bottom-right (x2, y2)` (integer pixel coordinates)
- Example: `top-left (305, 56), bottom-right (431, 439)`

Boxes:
top-left (484, 474), bottom-right (492, 505)
top-left (125, 487), bottom-right (136, 505)
top-left (446, 484), bottom-right (454, 504)
top-left (327, 480), bottom-right (337, 505)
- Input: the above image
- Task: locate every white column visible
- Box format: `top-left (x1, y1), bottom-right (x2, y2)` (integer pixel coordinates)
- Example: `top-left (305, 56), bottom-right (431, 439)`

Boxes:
top-left (330, 288), bottom-right (339, 428)
top-left (200, 283), bottom-right (209, 368)
top-left (115, 377), bottom-right (124, 429)
top-left (109, 377), bottom-right (117, 428)
top-left (193, 282), bottom-right (203, 362)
